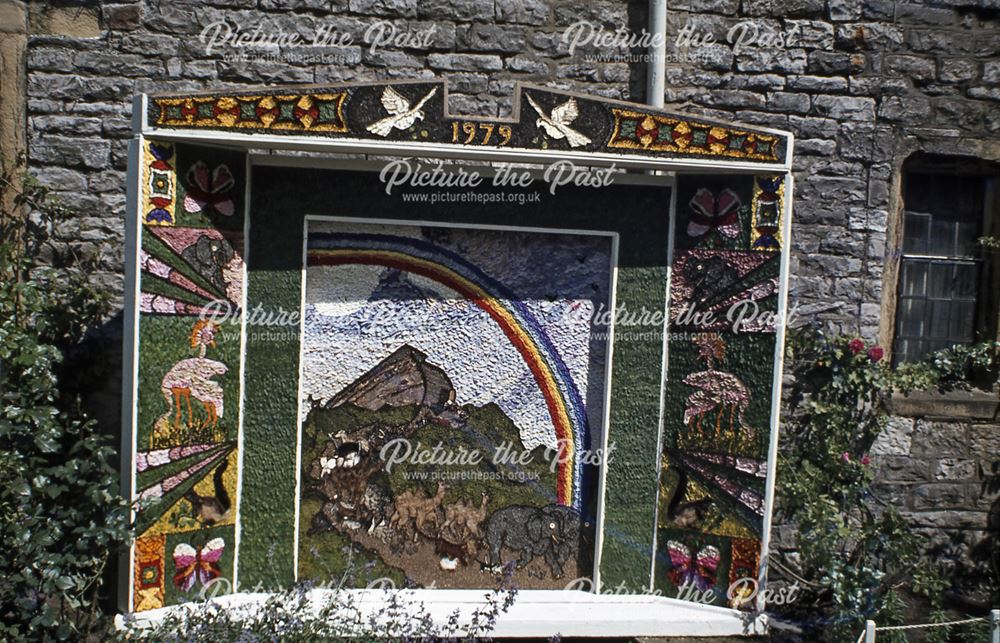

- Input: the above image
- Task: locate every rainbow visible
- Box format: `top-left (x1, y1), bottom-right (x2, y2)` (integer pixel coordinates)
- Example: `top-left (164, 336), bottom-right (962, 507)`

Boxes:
top-left (307, 232), bottom-right (591, 509)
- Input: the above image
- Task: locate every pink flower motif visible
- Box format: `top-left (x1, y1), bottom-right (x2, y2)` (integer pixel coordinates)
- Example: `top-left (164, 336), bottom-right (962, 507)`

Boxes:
top-left (841, 452), bottom-right (851, 463)
top-left (868, 346), bottom-right (884, 363)
top-left (861, 455), bottom-right (871, 466)
top-left (848, 338), bottom-right (864, 354)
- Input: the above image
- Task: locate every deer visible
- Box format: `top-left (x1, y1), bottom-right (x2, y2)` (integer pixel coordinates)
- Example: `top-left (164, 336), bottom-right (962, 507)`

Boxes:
top-left (442, 491), bottom-right (490, 541)
top-left (389, 481), bottom-right (447, 542)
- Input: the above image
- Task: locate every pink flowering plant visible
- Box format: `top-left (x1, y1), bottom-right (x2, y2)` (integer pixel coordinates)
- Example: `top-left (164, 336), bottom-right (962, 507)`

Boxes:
top-left (773, 329), bottom-right (999, 641)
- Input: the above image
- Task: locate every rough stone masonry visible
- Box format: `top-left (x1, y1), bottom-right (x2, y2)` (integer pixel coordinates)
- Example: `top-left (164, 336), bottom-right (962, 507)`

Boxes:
top-left (3, 0), bottom-right (999, 589)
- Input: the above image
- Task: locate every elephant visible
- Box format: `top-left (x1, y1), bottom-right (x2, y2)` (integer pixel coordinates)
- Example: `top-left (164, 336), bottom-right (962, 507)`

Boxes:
top-left (483, 504), bottom-right (586, 578)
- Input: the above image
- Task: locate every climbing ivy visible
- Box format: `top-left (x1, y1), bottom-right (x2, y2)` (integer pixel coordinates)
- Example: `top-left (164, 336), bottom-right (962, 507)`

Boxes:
top-left (0, 169), bottom-right (130, 641)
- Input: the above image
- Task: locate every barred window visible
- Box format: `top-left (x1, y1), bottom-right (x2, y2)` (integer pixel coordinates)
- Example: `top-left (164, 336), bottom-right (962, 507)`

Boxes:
top-left (893, 159), bottom-right (998, 364)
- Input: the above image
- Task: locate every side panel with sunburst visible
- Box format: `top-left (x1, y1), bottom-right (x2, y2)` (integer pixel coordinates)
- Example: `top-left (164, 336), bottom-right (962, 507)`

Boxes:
top-left (131, 140), bottom-right (246, 612)
top-left (655, 173), bottom-right (787, 608)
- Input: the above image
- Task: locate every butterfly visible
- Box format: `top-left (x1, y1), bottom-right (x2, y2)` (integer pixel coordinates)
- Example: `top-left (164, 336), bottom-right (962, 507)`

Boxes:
top-left (172, 537), bottom-right (225, 592)
top-left (687, 188), bottom-right (741, 241)
top-left (667, 540), bottom-right (720, 592)
top-left (184, 162), bottom-right (235, 217)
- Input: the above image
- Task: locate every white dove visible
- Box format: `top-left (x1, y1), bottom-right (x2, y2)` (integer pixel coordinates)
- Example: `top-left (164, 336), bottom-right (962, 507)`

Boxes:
top-left (366, 86), bottom-right (438, 137)
top-left (525, 93), bottom-right (592, 148)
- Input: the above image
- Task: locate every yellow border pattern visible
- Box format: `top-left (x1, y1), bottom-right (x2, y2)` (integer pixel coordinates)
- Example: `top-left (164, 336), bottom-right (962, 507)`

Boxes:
top-left (607, 108), bottom-right (781, 161)
top-left (153, 93), bottom-right (349, 132)
top-left (142, 140), bottom-right (175, 226)
top-left (750, 175), bottom-right (785, 251)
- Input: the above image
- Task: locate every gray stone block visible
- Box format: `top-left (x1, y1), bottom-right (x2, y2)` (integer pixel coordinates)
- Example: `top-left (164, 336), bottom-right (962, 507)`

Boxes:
top-left (446, 92), bottom-right (498, 117)
top-left (785, 20), bottom-right (834, 50)
top-left (704, 89), bottom-right (766, 108)
top-left (794, 138), bottom-right (835, 155)
top-left (553, 2), bottom-right (627, 27)
top-left (884, 54), bottom-right (936, 82)
top-left (934, 458), bottom-right (978, 481)
top-left (495, 0), bottom-right (550, 25)
top-left (217, 61), bottom-right (315, 83)
top-left (28, 74), bottom-right (131, 101)
top-left (787, 74), bottom-right (848, 92)
top-left (102, 4), bottom-right (143, 31)
top-left (742, 0), bottom-right (824, 18)
top-left (457, 24), bottom-right (527, 53)
top-left (27, 47), bottom-right (77, 73)
top-left (860, 0), bottom-right (892, 21)
top-left (361, 49), bottom-right (423, 68)
top-left (668, 0), bottom-right (740, 13)
top-left (877, 95), bottom-right (934, 123)
top-left (441, 72), bottom-right (488, 94)
top-left (827, 0), bottom-right (861, 21)
top-left (911, 420), bottom-right (969, 457)
top-left (984, 61), bottom-right (1000, 84)
top-left (427, 53), bottom-right (503, 71)
top-left (847, 76), bottom-right (909, 96)
top-left (416, 0), bottom-right (493, 22)
top-left (895, 4), bottom-right (956, 27)
top-left (735, 48), bottom-right (808, 74)
top-left (935, 98), bottom-right (985, 130)
top-left (728, 73), bottom-right (786, 90)
top-left (807, 51), bottom-right (864, 74)
top-left (30, 115), bottom-right (103, 136)
top-left (968, 424), bottom-right (1000, 458)
top-left (875, 455), bottom-right (929, 482)
top-left (505, 55), bottom-right (548, 74)
top-left (812, 94), bottom-right (875, 121)
top-left (968, 86), bottom-right (1000, 100)
top-left (766, 91), bottom-right (811, 113)
top-left (907, 29), bottom-right (974, 55)
top-left (30, 135), bottom-right (111, 170)
top-left (30, 165), bottom-right (89, 193)
top-left (835, 22), bottom-right (904, 51)
top-left (911, 483), bottom-right (968, 510)
top-left (348, 0), bottom-right (417, 17)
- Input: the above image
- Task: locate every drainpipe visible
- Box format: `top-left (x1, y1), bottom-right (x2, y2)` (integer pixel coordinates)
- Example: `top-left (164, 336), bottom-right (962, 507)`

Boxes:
top-left (646, 0), bottom-right (667, 109)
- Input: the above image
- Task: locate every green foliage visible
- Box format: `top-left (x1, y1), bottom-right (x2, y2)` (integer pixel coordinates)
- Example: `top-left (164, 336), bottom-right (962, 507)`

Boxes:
top-left (774, 328), bottom-right (999, 641)
top-left (979, 235), bottom-right (1000, 251)
top-left (120, 567), bottom-right (518, 642)
top-left (0, 170), bottom-right (130, 641)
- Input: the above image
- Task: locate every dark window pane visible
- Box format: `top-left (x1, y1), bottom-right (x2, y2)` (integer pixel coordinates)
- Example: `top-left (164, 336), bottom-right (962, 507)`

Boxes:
top-left (953, 263), bottom-right (979, 298)
top-left (895, 168), bottom-right (989, 364)
top-left (898, 298), bottom-right (923, 337)
top-left (928, 219), bottom-right (958, 256)
top-left (950, 301), bottom-right (976, 341)
top-left (928, 262), bottom-right (953, 298)
top-left (902, 212), bottom-right (930, 254)
top-left (955, 221), bottom-right (979, 255)
top-left (901, 261), bottom-right (927, 297)
top-left (903, 173), bottom-right (985, 258)
top-left (928, 300), bottom-right (951, 338)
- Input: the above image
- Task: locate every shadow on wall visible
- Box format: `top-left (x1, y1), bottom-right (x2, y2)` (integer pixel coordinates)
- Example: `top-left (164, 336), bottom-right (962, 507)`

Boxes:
top-left (73, 310), bottom-right (125, 460)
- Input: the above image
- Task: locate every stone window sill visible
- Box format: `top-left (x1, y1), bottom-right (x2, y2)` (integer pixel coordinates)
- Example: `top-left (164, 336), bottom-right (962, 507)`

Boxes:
top-left (887, 387), bottom-right (999, 420)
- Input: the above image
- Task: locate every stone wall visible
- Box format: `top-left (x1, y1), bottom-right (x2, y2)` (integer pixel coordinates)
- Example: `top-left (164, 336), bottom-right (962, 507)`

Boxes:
top-left (868, 408), bottom-right (1000, 578)
top-left (10, 0), bottom-right (1000, 588)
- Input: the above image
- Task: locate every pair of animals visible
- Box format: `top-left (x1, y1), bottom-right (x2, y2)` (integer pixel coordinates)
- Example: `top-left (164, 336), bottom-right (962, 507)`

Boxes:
top-left (388, 482), bottom-right (490, 544)
top-left (389, 485), bottom-right (587, 579)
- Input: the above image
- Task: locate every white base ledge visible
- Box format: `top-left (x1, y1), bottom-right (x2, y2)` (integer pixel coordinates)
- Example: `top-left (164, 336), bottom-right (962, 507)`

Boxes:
top-left (118, 589), bottom-right (768, 638)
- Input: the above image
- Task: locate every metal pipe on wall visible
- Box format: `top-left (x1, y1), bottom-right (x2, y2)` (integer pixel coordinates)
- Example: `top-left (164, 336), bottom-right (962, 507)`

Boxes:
top-left (647, 0), bottom-right (667, 108)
